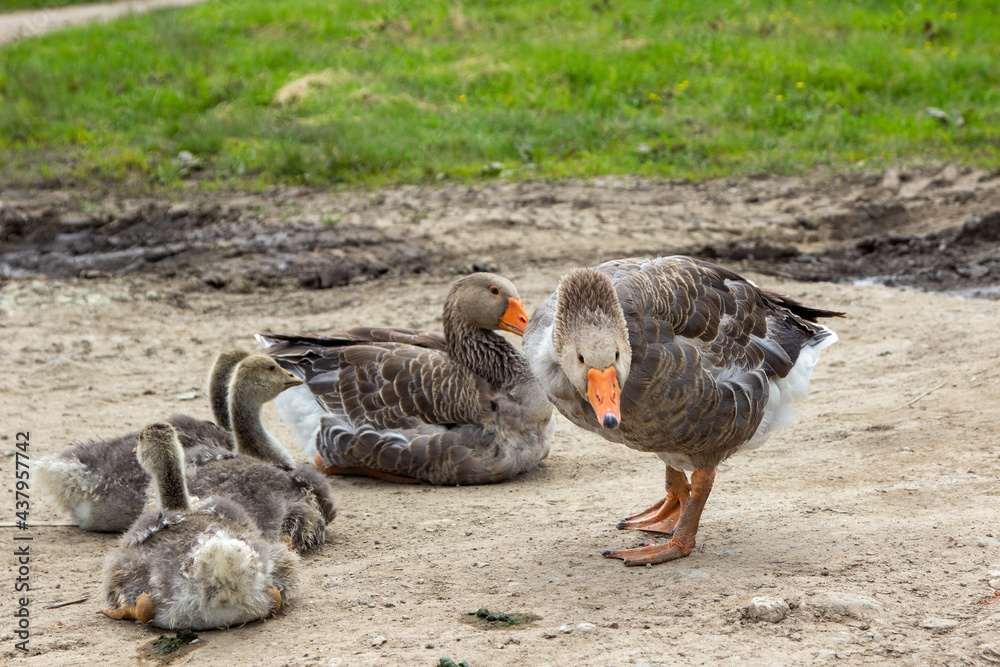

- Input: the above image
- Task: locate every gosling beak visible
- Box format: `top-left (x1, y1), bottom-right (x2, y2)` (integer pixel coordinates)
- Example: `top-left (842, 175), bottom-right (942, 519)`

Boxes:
top-left (281, 367), bottom-right (303, 390)
top-left (131, 447), bottom-right (137, 455)
top-left (498, 297), bottom-right (530, 337)
top-left (586, 366), bottom-right (621, 430)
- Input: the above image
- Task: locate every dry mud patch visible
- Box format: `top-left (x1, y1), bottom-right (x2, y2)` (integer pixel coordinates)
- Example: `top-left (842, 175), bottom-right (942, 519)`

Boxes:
top-left (2, 166), bottom-right (1000, 666)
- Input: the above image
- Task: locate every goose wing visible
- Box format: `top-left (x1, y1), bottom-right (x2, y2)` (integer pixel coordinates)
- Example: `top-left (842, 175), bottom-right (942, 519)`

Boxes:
top-left (262, 334), bottom-right (493, 430)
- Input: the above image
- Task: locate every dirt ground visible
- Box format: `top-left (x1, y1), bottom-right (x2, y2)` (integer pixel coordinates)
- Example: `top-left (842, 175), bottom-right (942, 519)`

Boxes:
top-left (2, 165), bottom-right (1000, 666)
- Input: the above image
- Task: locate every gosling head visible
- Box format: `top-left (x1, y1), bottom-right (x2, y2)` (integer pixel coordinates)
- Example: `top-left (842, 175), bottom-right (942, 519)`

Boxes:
top-left (552, 268), bottom-right (632, 430)
top-left (135, 422), bottom-right (184, 477)
top-left (230, 355), bottom-right (303, 406)
top-left (446, 272), bottom-right (530, 336)
top-left (135, 422), bottom-right (190, 511)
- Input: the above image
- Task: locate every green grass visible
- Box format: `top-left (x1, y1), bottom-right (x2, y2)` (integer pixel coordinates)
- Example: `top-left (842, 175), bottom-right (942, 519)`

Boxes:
top-left (0, 0), bottom-right (103, 11)
top-left (1, 0), bottom-right (999, 188)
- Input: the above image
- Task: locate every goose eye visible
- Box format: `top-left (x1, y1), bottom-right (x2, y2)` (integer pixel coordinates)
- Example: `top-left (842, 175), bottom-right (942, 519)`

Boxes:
top-left (489, 286), bottom-right (500, 295)
top-left (268, 364), bottom-right (276, 371)
top-left (577, 354), bottom-right (585, 365)
top-left (615, 349), bottom-right (620, 361)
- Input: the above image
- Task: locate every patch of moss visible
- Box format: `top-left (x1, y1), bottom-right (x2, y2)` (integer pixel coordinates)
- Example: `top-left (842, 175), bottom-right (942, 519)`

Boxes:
top-left (145, 629), bottom-right (199, 661)
top-left (461, 607), bottom-right (541, 630)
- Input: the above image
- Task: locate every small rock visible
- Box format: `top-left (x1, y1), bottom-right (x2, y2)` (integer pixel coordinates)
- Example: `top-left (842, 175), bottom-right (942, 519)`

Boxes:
top-left (815, 649), bottom-right (838, 661)
top-left (576, 622), bottom-right (597, 634)
top-left (921, 618), bottom-right (959, 632)
top-left (989, 580), bottom-right (1000, 591)
top-left (372, 636), bottom-right (387, 646)
top-left (807, 591), bottom-right (883, 622)
top-left (424, 643), bottom-right (434, 649)
top-left (745, 596), bottom-right (790, 623)
top-left (541, 631), bottom-right (557, 639)
top-left (175, 391), bottom-right (199, 401)
top-left (558, 624), bottom-right (572, 634)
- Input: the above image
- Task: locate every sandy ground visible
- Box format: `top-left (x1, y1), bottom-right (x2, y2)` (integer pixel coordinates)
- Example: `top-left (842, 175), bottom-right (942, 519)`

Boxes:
top-left (0, 0), bottom-right (211, 45)
top-left (2, 168), bottom-right (1000, 666)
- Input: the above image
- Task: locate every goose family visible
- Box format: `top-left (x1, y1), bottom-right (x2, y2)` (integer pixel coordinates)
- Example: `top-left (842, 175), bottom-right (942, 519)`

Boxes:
top-left (258, 272), bottom-right (556, 485)
top-left (523, 256), bottom-right (842, 566)
top-left (101, 422), bottom-right (298, 630)
top-left (35, 349), bottom-right (248, 532)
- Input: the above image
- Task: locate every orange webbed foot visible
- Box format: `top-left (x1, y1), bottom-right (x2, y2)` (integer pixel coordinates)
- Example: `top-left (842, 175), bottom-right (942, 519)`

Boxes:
top-left (617, 496), bottom-right (683, 534)
top-left (102, 592), bottom-right (155, 623)
top-left (602, 538), bottom-right (695, 566)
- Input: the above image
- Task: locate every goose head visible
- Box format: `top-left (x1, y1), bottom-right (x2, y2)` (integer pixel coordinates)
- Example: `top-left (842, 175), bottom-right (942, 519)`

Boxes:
top-left (552, 268), bottom-right (632, 430)
top-left (229, 354), bottom-right (303, 405)
top-left (228, 354), bottom-right (302, 467)
top-left (445, 272), bottom-right (530, 336)
top-left (135, 422), bottom-right (190, 511)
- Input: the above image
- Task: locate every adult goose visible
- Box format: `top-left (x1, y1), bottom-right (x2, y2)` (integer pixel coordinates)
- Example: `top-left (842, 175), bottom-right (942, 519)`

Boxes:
top-left (35, 349), bottom-right (249, 532)
top-left (258, 272), bottom-right (555, 485)
top-left (101, 422), bottom-right (298, 630)
top-left (523, 256), bottom-right (842, 566)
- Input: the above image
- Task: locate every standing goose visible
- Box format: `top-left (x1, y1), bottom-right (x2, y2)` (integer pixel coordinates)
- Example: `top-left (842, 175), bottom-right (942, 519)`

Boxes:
top-left (184, 354), bottom-right (338, 551)
top-left (35, 349), bottom-right (250, 532)
top-left (101, 422), bottom-right (299, 630)
top-left (258, 272), bottom-right (555, 485)
top-left (523, 256), bottom-right (842, 566)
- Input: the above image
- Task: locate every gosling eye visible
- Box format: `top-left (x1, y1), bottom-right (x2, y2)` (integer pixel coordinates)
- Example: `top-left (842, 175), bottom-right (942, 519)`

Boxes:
top-left (615, 349), bottom-right (620, 361)
top-left (577, 354), bottom-right (585, 365)
top-left (268, 364), bottom-right (276, 371)
top-left (489, 286), bottom-right (500, 295)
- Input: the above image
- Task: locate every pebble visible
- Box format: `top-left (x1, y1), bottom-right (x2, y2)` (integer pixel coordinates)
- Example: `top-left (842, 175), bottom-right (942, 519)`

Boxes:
top-left (424, 643), bottom-right (434, 649)
top-left (372, 636), bottom-right (387, 646)
top-left (807, 591), bottom-right (883, 622)
top-left (542, 631), bottom-right (557, 639)
top-left (990, 580), bottom-right (1000, 591)
top-left (576, 622), bottom-right (597, 634)
top-left (175, 391), bottom-right (199, 401)
top-left (921, 618), bottom-right (959, 632)
top-left (558, 624), bottom-right (572, 634)
top-left (745, 596), bottom-right (790, 623)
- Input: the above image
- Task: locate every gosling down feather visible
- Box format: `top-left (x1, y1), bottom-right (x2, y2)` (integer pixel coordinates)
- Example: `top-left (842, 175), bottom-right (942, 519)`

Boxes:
top-left (101, 422), bottom-right (299, 630)
top-left (523, 256), bottom-right (843, 566)
top-left (258, 272), bottom-right (556, 485)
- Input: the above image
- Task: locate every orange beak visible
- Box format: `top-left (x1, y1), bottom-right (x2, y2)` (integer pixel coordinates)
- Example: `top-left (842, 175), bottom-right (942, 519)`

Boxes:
top-left (498, 297), bottom-right (530, 337)
top-left (586, 366), bottom-right (621, 429)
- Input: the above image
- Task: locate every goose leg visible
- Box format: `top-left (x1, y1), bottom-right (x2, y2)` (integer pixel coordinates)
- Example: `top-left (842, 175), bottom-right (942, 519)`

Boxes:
top-left (314, 453), bottom-right (422, 484)
top-left (604, 468), bottom-right (715, 566)
top-left (102, 592), bottom-right (155, 624)
top-left (616, 466), bottom-right (690, 534)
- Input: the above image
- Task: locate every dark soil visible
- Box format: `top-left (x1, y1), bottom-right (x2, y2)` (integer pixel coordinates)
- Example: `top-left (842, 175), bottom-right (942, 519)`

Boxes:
top-left (3, 164), bottom-right (999, 297)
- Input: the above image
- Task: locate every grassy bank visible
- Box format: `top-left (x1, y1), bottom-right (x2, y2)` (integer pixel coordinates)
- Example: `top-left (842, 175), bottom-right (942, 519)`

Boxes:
top-left (1, 0), bottom-right (998, 188)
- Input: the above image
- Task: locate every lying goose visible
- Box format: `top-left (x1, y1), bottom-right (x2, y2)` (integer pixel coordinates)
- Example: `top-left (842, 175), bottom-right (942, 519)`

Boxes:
top-left (184, 354), bottom-right (338, 551)
top-left (101, 422), bottom-right (298, 630)
top-left (34, 349), bottom-right (249, 532)
top-left (523, 256), bottom-right (843, 566)
top-left (258, 272), bottom-right (555, 485)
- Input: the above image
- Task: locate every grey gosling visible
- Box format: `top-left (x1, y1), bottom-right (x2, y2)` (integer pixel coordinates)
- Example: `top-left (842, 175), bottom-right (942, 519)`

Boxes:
top-left (184, 355), bottom-right (338, 551)
top-left (101, 422), bottom-right (299, 630)
top-left (34, 349), bottom-right (250, 532)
